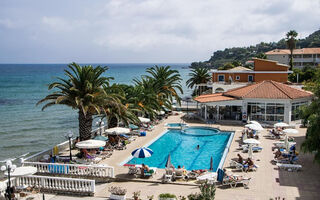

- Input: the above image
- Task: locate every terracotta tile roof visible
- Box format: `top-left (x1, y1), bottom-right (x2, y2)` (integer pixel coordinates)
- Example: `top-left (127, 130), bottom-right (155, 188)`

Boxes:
top-left (265, 48), bottom-right (320, 55)
top-left (194, 93), bottom-right (236, 103)
top-left (224, 80), bottom-right (313, 99)
top-left (227, 66), bottom-right (252, 71)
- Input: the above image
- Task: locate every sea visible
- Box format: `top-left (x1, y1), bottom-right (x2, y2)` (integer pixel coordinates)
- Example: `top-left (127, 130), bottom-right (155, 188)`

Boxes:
top-left (0, 63), bottom-right (192, 161)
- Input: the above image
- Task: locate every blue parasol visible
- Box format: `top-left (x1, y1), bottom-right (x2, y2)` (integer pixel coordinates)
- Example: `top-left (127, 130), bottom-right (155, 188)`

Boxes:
top-left (131, 147), bottom-right (153, 158)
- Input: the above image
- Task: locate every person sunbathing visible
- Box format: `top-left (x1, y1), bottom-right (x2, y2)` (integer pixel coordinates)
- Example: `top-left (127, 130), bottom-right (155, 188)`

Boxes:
top-left (237, 154), bottom-right (244, 164)
top-left (223, 168), bottom-right (244, 181)
top-left (274, 148), bottom-right (284, 159)
top-left (244, 158), bottom-right (254, 172)
top-left (177, 165), bottom-right (187, 175)
top-left (191, 169), bottom-right (207, 175)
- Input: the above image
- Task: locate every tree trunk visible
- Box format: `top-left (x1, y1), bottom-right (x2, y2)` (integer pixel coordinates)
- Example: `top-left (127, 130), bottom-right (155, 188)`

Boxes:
top-left (78, 111), bottom-right (93, 141)
top-left (108, 116), bottom-right (118, 128)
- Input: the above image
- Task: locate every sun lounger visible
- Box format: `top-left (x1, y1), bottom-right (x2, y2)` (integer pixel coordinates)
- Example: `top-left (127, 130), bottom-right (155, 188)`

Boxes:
top-left (229, 160), bottom-right (245, 172)
top-left (217, 169), bottom-right (250, 188)
top-left (162, 168), bottom-right (174, 183)
top-left (277, 163), bottom-right (302, 171)
top-left (273, 141), bottom-right (296, 149)
top-left (242, 146), bottom-right (263, 153)
top-left (173, 169), bottom-right (185, 180)
top-left (143, 167), bottom-right (157, 178)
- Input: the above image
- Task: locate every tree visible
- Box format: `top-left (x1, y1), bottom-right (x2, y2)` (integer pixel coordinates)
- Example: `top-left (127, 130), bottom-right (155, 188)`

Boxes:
top-left (37, 63), bottom-right (113, 140)
top-left (145, 66), bottom-right (183, 106)
top-left (286, 30), bottom-right (298, 70)
top-left (256, 53), bottom-right (267, 59)
top-left (300, 69), bottom-right (320, 163)
top-left (186, 67), bottom-right (211, 96)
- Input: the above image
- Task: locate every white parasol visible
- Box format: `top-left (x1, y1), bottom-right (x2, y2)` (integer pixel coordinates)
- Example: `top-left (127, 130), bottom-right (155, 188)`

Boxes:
top-left (75, 139), bottom-right (106, 149)
top-left (248, 145), bottom-right (254, 159)
top-left (5, 166), bottom-right (37, 177)
top-left (284, 135), bottom-right (290, 151)
top-left (249, 121), bottom-right (262, 126)
top-left (283, 128), bottom-right (299, 134)
top-left (243, 139), bottom-right (261, 144)
top-left (138, 117), bottom-right (151, 123)
top-left (245, 124), bottom-right (264, 131)
top-left (274, 122), bottom-right (289, 128)
top-left (105, 127), bottom-right (130, 135)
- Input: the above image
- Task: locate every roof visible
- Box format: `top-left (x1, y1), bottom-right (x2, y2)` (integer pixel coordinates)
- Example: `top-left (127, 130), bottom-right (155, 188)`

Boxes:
top-left (227, 66), bottom-right (252, 71)
top-left (224, 80), bottom-right (313, 99)
top-left (194, 93), bottom-right (236, 103)
top-left (265, 48), bottom-right (320, 55)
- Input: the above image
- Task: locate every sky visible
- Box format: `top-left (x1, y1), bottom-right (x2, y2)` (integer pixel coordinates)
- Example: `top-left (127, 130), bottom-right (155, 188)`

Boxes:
top-left (0, 0), bottom-right (319, 63)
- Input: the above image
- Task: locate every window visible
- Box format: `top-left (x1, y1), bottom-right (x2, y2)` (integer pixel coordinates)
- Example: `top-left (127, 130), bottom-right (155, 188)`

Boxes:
top-left (291, 101), bottom-right (308, 121)
top-left (303, 54), bottom-right (312, 58)
top-left (248, 75), bottom-right (254, 82)
top-left (236, 76), bottom-right (240, 80)
top-left (218, 75), bottom-right (225, 82)
top-left (248, 102), bottom-right (285, 122)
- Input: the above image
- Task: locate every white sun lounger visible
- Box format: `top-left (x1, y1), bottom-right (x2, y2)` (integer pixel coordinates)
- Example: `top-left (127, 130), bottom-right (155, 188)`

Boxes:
top-left (273, 141), bottom-right (296, 148)
top-left (277, 163), bottom-right (302, 171)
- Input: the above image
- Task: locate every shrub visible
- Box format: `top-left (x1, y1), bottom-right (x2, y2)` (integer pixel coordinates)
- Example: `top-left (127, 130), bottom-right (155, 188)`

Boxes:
top-left (108, 186), bottom-right (127, 195)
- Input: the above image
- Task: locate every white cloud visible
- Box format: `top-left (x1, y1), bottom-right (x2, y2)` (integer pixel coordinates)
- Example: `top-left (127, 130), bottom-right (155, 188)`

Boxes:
top-left (0, 0), bottom-right (319, 63)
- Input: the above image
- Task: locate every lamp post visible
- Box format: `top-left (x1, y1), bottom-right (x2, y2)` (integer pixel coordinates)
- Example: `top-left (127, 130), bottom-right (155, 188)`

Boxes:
top-left (64, 131), bottom-right (74, 161)
top-left (1, 160), bottom-right (16, 200)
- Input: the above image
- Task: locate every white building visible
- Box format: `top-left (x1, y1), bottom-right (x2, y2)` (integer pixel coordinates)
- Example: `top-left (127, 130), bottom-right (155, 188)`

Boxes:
top-left (194, 80), bottom-right (313, 124)
top-left (265, 48), bottom-right (320, 69)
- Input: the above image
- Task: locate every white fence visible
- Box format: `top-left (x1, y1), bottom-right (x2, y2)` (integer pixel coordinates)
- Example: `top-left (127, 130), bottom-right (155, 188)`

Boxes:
top-left (15, 175), bottom-right (95, 195)
top-left (23, 162), bottom-right (114, 178)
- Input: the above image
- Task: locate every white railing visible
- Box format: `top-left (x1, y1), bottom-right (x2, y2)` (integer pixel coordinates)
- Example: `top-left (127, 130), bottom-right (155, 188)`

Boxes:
top-left (23, 162), bottom-right (114, 178)
top-left (14, 175), bottom-right (95, 195)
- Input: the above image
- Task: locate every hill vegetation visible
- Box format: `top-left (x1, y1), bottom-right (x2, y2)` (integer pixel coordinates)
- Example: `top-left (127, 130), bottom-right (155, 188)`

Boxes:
top-left (191, 30), bottom-right (320, 69)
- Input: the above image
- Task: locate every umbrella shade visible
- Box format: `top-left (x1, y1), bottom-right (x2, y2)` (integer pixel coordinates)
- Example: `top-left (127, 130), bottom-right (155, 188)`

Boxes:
top-left (243, 139), bottom-right (261, 144)
top-left (76, 139), bottom-right (106, 149)
top-left (285, 135), bottom-right (290, 151)
top-left (209, 156), bottom-right (213, 171)
top-left (129, 124), bottom-right (139, 130)
top-left (105, 127), bottom-right (130, 134)
top-left (245, 124), bottom-right (264, 131)
top-left (283, 128), bottom-right (299, 134)
top-left (131, 147), bottom-right (153, 158)
top-left (274, 122), bottom-right (289, 128)
top-left (5, 166), bottom-right (37, 177)
top-left (249, 121), bottom-right (261, 126)
top-left (165, 154), bottom-right (173, 168)
top-left (94, 135), bottom-right (109, 141)
top-left (138, 117), bottom-right (150, 123)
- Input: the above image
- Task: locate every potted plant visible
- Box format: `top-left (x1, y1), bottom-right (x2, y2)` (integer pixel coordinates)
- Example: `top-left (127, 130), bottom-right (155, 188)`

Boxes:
top-left (158, 193), bottom-right (177, 200)
top-left (108, 186), bottom-right (127, 200)
top-left (133, 191), bottom-right (141, 200)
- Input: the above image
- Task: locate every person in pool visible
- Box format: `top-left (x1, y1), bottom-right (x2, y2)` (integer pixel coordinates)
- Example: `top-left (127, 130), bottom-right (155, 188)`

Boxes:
top-left (196, 145), bottom-right (200, 150)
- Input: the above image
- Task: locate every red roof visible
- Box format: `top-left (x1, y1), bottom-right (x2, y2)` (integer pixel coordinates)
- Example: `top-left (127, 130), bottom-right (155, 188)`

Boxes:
top-left (265, 48), bottom-right (320, 55)
top-left (194, 80), bottom-right (313, 103)
top-left (194, 93), bottom-right (236, 103)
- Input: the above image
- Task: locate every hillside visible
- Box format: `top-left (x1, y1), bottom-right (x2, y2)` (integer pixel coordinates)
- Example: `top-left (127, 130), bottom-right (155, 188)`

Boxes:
top-left (191, 30), bottom-right (320, 69)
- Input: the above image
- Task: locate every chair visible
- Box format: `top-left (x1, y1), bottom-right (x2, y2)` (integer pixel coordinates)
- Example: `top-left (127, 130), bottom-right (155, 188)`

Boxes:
top-left (173, 169), bottom-right (184, 180)
top-left (217, 169), bottom-right (250, 188)
top-left (196, 172), bottom-right (217, 184)
top-left (162, 168), bottom-right (174, 183)
top-left (276, 163), bottom-right (302, 171)
top-left (143, 168), bottom-right (156, 178)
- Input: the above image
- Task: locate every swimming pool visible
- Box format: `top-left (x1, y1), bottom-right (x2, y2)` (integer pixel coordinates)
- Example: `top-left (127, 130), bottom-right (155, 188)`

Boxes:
top-left (165, 123), bottom-right (188, 129)
top-left (125, 127), bottom-right (233, 171)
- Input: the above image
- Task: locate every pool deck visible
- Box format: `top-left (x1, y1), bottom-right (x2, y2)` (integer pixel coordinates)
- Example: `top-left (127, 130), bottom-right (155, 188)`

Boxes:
top-left (26, 113), bottom-right (320, 199)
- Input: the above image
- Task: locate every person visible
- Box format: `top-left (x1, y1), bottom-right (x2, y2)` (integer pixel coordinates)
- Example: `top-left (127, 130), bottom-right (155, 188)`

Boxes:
top-left (223, 168), bottom-right (243, 181)
top-left (237, 154), bottom-right (244, 164)
top-left (196, 145), bottom-right (200, 150)
top-left (244, 158), bottom-right (254, 172)
top-left (141, 163), bottom-right (150, 176)
top-left (274, 148), bottom-right (284, 159)
top-left (177, 165), bottom-right (187, 175)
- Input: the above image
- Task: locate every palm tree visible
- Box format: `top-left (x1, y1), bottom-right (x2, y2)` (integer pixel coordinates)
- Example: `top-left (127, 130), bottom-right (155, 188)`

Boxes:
top-left (37, 62), bottom-right (113, 140)
top-left (145, 66), bottom-right (183, 106)
top-left (286, 30), bottom-right (298, 70)
top-left (186, 67), bottom-right (211, 96)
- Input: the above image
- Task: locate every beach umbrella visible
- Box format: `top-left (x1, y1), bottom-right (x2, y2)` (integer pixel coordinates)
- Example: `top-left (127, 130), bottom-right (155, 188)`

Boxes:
top-left (138, 117), bottom-right (150, 123)
top-left (129, 124), bottom-right (139, 130)
top-left (94, 135), bottom-right (108, 141)
top-left (249, 121), bottom-right (262, 126)
top-left (283, 128), bottom-right (299, 134)
top-left (165, 154), bottom-right (173, 168)
top-left (245, 124), bottom-right (263, 131)
top-left (76, 139), bottom-right (106, 149)
top-left (284, 135), bottom-right (290, 151)
top-left (5, 166), bottom-right (37, 177)
top-left (209, 156), bottom-right (213, 171)
top-left (105, 127), bottom-right (130, 135)
top-left (131, 147), bottom-right (153, 158)
top-left (248, 145), bottom-right (254, 159)
top-left (243, 139), bottom-right (261, 144)
top-left (274, 122), bottom-right (289, 128)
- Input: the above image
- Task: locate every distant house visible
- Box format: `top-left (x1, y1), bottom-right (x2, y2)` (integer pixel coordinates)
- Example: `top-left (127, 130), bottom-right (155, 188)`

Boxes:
top-left (194, 80), bottom-right (313, 124)
top-left (265, 48), bottom-right (320, 68)
top-left (209, 58), bottom-right (292, 93)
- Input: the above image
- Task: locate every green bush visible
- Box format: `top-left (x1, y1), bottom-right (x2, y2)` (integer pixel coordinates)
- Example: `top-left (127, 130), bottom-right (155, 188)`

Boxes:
top-left (159, 193), bottom-right (177, 198)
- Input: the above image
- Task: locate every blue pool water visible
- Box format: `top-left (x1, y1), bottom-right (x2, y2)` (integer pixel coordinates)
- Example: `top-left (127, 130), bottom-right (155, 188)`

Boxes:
top-left (127, 127), bottom-right (231, 171)
top-left (166, 123), bottom-right (188, 127)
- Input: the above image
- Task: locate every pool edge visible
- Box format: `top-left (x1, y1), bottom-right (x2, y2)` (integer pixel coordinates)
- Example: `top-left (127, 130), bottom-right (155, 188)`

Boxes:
top-left (216, 131), bottom-right (235, 171)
